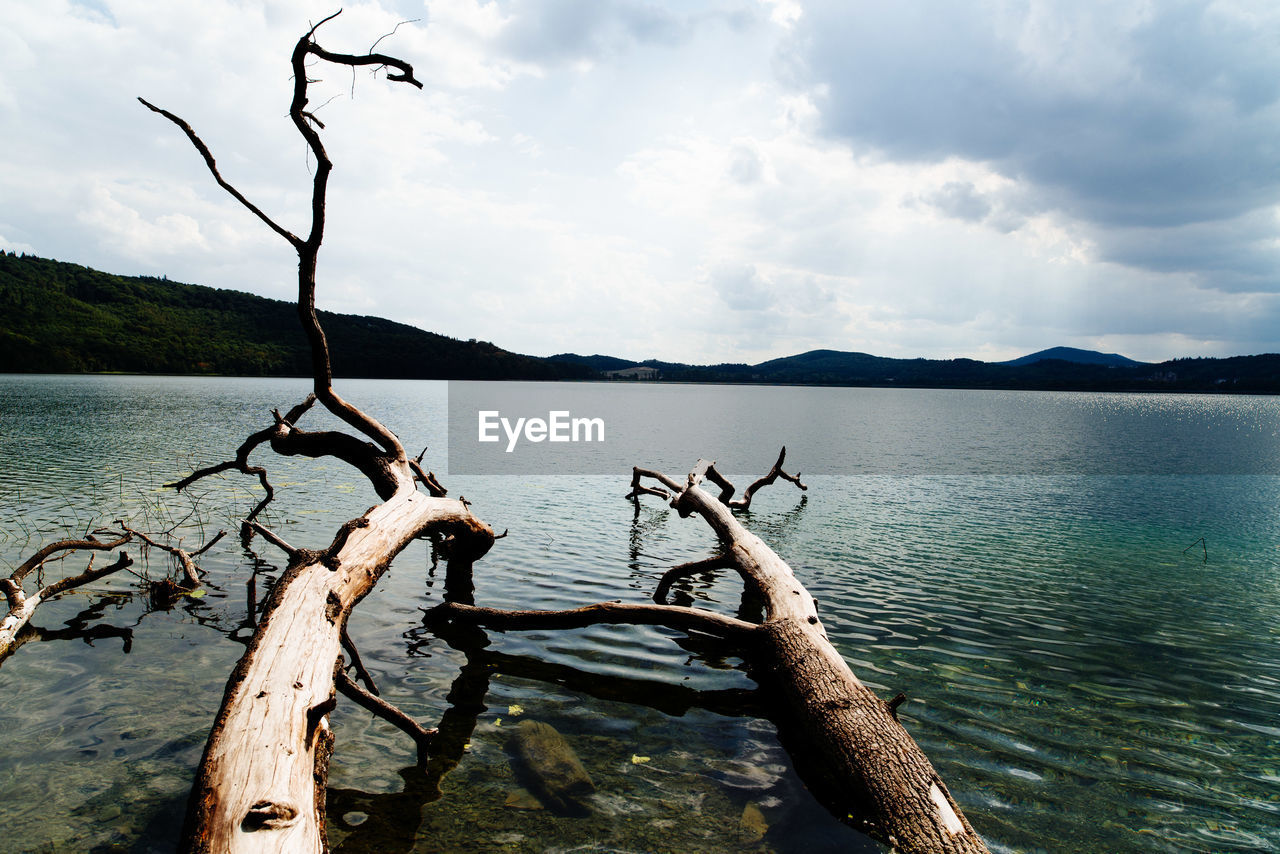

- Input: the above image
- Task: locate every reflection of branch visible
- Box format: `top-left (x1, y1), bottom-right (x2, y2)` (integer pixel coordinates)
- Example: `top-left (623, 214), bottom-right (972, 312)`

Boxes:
top-left (330, 630), bottom-right (766, 854)
top-left (435, 632), bottom-right (764, 719)
top-left (336, 665), bottom-right (435, 764)
top-left (328, 654), bottom-right (490, 854)
top-left (1, 595), bottom-right (135, 663)
top-left (328, 765), bottom-right (436, 854)
top-left (432, 600), bottom-right (759, 642)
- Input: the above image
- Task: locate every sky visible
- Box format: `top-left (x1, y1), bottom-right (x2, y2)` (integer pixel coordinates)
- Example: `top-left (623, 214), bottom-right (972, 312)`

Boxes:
top-left (3, 0), bottom-right (1279, 364)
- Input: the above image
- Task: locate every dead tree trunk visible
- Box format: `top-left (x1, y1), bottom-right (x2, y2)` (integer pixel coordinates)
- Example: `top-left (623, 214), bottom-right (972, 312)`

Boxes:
top-left (437, 451), bottom-right (991, 854)
top-left (143, 15), bottom-right (983, 852)
top-left (142, 14), bottom-right (496, 853)
top-left (181, 483), bottom-right (491, 853)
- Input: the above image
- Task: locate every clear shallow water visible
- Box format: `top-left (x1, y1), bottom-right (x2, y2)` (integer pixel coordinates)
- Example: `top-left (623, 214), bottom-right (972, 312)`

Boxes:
top-left (1, 375), bottom-right (1278, 853)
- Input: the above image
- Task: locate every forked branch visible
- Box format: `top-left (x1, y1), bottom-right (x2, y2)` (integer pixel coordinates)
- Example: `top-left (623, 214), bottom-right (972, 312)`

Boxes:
top-left (1, 534), bottom-right (135, 664)
top-left (141, 11), bottom-right (420, 461)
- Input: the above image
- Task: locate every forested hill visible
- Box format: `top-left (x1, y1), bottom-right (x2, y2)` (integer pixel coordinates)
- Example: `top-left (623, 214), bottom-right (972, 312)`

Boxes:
top-left (0, 254), bottom-right (591, 379)
top-left (3, 253), bottom-right (1277, 391)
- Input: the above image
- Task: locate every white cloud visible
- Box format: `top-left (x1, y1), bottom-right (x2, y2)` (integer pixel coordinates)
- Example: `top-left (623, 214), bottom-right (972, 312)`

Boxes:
top-left (1, 0), bottom-right (1277, 366)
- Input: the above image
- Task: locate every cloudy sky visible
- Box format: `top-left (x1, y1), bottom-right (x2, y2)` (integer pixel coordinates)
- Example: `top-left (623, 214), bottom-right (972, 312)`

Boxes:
top-left (3, 0), bottom-right (1279, 364)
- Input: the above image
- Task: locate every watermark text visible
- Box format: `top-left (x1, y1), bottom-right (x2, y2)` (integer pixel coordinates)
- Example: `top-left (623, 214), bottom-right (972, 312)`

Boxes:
top-left (478, 410), bottom-right (605, 452)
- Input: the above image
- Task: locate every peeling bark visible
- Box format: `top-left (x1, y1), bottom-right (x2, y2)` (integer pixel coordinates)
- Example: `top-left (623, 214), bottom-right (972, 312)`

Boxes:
top-left (142, 15), bottom-right (497, 853)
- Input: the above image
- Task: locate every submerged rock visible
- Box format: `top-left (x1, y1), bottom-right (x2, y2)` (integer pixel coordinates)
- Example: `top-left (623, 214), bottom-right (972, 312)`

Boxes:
top-left (740, 801), bottom-right (769, 842)
top-left (506, 719), bottom-right (595, 815)
top-left (503, 787), bottom-right (544, 811)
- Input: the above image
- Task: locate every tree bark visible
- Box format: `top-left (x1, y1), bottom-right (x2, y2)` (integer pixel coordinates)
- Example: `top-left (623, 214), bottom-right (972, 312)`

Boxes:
top-left (142, 15), bottom-right (499, 853)
top-left (440, 455), bottom-right (991, 854)
top-left (658, 459), bottom-right (989, 853)
top-left (180, 483), bottom-right (491, 853)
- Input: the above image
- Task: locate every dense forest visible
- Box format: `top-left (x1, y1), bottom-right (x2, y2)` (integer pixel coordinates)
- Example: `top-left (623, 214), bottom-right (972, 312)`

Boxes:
top-left (0, 254), bottom-right (591, 380)
top-left (3, 252), bottom-right (1277, 391)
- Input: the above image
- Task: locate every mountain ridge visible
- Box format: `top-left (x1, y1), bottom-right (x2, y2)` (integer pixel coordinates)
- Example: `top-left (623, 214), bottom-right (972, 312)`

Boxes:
top-left (1000, 346), bottom-right (1148, 368)
top-left (3, 253), bottom-right (1277, 392)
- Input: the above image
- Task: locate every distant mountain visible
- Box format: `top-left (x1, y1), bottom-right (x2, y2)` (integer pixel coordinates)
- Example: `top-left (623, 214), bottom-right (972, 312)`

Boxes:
top-left (1002, 347), bottom-right (1148, 367)
top-left (3, 253), bottom-right (1276, 392)
top-left (622, 347), bottom-right (1279, 393)
top-left (0, 253), bottom-right (591, 380)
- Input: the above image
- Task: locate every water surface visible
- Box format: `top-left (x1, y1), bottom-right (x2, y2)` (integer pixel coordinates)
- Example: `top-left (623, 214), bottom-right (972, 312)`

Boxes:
top-left (1, 375), bottom-right (1277, 853)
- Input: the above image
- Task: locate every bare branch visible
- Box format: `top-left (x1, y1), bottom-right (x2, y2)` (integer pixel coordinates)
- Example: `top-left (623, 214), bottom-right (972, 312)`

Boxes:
top-left (306, 44), bottom-right (424, 89)
top-left (340, 625), bottom-right (378, 695)
top-left (137, 98), bottom-right (301, 247)
top-left (167, 396), bottom-right (317, 531)
top-left (629, 458), bottom-right (990, 853)
top-left (706, 446), bottom-right (807, 510)
top-left (653, 554), bottom-right (735, 604)
top-left (2, 543), bottom-right (134, 664)
top-left (625, 466), bottom-right (679, 501)
top-left (244, 521), bottom-right (298, 558)
top-left (120, 525), bottom-right (225, 588)
top-left (7, 533), bottom-right (132, 592)
top-left (370, 19), bottom-right (420, 54)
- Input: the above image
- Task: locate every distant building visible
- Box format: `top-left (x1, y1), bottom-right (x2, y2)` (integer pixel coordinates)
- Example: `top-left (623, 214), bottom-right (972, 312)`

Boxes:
top-left (604, 366), bottom-right (660, 380)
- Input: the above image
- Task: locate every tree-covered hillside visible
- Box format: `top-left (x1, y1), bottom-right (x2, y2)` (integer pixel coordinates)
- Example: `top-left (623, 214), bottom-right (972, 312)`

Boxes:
top-left (3, 253), bottom-right (1276, 391)
top-left (0, 254), bottom-right (591, 380)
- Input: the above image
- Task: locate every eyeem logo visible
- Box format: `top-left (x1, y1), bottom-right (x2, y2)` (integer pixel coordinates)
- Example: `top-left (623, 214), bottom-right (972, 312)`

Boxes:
top-left (478, 410), bottom-right (605, 453)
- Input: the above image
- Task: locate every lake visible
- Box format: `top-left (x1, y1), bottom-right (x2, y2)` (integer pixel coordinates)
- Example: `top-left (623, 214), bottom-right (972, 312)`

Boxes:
top-left (1, 375), bottom-right (1278, 853)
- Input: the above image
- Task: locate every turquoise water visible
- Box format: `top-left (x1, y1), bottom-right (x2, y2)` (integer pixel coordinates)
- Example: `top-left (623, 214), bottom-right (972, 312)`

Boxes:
top-left (1, 375), bottom-right (1278, 852)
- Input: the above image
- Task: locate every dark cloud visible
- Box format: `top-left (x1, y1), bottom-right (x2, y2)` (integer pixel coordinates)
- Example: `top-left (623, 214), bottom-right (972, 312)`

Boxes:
top-left (921, 181), bottom-right (991, 222)
top-left (782, 1), bottom-right (1280, 286)
top-left (499, 0), bottom-right (738, 63)
top-left (1093, 208), bottom-right (1280, 291)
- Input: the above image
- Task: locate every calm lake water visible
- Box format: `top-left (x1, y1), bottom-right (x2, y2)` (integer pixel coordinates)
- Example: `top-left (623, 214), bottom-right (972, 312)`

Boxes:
top-left (1, 375), bottom-right (1278, 853)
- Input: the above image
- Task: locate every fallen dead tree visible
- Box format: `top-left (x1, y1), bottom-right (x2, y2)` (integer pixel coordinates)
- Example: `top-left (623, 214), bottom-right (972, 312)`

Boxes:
top-left (138, 14), bottom-right (987, 853)
top-left (434, 450), bottom-right (992, 854)
top-left (140, 15), bottom-right (496, 852)
top-left (0, 533), bottom-right (133, 664)
top-left (1, 524), bottom-right (224, 665)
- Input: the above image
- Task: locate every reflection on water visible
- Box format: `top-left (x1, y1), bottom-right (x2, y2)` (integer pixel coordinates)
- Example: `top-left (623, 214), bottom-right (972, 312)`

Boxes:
top-left (1, 375), bottom-right (1278, 853)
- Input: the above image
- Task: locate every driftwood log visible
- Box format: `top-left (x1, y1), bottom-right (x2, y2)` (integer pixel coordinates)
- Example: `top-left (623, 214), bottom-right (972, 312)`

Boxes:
top-left (435, 451), bottom-right (991, 854)
top-left (142, 15), bottom-right (496, 852)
